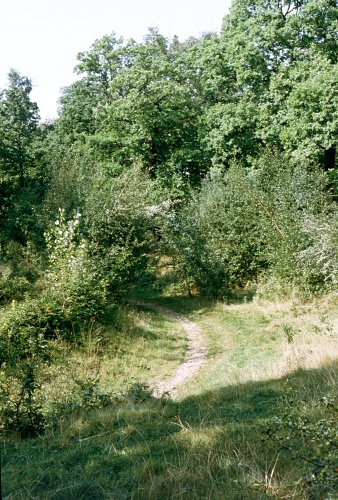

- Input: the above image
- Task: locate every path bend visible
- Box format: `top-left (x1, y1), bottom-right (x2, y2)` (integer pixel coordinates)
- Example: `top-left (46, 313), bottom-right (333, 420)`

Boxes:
top-left (129, 300), bottom-right (208, 398)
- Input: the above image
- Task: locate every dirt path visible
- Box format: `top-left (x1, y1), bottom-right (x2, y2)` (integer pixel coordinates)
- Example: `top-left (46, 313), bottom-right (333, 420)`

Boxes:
top-left (130, 300), bottom-right (208, 398)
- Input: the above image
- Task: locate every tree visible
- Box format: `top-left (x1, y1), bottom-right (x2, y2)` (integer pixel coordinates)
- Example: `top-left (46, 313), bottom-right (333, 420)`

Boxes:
top-left (56, 33), bottom-right (128, 141)
top-left (0, 70), bottom-right (41, 243)
top-left (91, 30), bottom-right (205, 189)
top-left (205, 0), bottom-right (338, 170)
top-left (55, 31), bottom-right (206, 194)
top-left (265, 55), bottom-right (338, 170)
top-left (0, 69), bottom-right (40, 187)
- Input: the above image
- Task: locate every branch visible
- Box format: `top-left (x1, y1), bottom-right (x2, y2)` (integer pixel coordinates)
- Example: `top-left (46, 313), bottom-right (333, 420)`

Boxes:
top-left (257, 199), bottom-right (286, 239)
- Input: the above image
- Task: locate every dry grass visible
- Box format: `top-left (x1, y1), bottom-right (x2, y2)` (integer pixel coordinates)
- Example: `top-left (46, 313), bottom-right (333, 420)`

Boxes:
top-left (2, 292), bottom-right (338, 499)
top-left (152, 293), bottom-right (338, 399)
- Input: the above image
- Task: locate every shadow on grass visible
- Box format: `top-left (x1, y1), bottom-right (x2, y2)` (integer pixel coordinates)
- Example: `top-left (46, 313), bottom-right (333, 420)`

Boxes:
top-left (3, 361), bottom-right (337, 499)
top-left (102, 302), bottom-right (165, 342)
top-left (127, 285), bottom-right (256, 318)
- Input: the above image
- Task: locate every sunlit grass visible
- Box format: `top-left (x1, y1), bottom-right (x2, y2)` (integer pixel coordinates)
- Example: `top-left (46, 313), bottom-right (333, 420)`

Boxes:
top-left (33, 302), bottom-right (187, 417)
top-left (149, 293), bottom-right (338, 399)
top-left (2, 292), bottom-right (338, 498)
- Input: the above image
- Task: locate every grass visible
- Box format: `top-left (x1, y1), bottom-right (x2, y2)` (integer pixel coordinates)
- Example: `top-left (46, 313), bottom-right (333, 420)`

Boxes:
top-left (20, 301), bottom-right (187, 420)
top-left (132, 291), bottom-right (338, 398)
top-left (2, 291), bottom-right (338, 498)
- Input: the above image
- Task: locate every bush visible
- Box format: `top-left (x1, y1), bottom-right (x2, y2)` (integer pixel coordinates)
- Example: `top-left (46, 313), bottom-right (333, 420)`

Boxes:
top-left (266, 391), bottom-right (338, 498)
top-left (0, 267), bottom-right (30, 304)
top-left (82, 165), bottom-right (158, 297)
top-left (0, 362), bottom-right (45, 437)
top-left (44, 210), bottom-right (108, 327)
top-left (160, 203), bottom-right (228, 297)
top-left (174, 153), bottom-right (333, 295)
top-left (0, 298), bottom-right (51, 366)
top-left (0, 241), bottom-right (42, 304)
top-left (193, 165), bottom-right (268, 287)
top-left (0, 211), bottom-right (108, 368)
top-left (297, 213), bottom-right (338, 292)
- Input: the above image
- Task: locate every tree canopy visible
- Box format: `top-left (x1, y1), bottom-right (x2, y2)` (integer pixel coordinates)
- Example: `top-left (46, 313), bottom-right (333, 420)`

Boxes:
top-left (0, 0), bottom-right (337, 301)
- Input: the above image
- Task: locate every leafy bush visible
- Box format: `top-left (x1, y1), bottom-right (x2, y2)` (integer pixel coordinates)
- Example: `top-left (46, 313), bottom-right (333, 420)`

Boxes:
top-left (251, 153), bottom-right (331, 289)
top-left (0, 241), bottom-right (42, 304)
top-left (0, 362), bottom-right (45, 438)
top-left (71, 376), bottom-right (115, 409)
top-left (160, 203), bottom-right (228, 297)
top-left (175, 154), bottom-right (333, 296)
top-left (266, 391), bottom-right (338, 498)
top-left (0, 365), bottom-right (117, 437)
top-left (298, 213), bottom-right (338, 292)
top-left (193, 165), bottom-right (268, 287)
top-left (0, 268), bottom-right (30, 304)
top-left (44, 209), bottom-right (107, 327)
top-left (0, 210), bottom-right (108, 368)
top-left (82, 166), bottom-right (158, 296)
top-left (0, 298), bottom-right (51, 366)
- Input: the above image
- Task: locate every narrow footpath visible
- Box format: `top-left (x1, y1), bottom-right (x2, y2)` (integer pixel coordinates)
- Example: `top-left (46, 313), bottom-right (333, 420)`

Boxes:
top-left (130, 300), bottom-right (208, 398)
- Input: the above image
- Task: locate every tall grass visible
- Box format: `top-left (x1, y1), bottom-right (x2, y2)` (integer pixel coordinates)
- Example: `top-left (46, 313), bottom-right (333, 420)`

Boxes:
top-left (2, 293), bottom-right (338, 498)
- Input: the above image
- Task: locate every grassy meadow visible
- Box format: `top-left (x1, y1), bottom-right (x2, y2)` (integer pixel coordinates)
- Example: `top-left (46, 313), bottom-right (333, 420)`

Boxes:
top-left (2, 291), bottom-right (338, 498)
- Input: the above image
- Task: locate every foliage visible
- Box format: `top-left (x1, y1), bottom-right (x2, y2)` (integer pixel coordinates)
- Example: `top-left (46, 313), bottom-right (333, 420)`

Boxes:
top-left (41, 137), bottom-right (85, 223)
top-left (0, 210), bottom-right (108, 369)
top-left (298, 212), bottom-right (338, 290)
top-left (214, 0), bottom-right (338, 169)
top-left (201, 99), bottom-right (261, 168)
top-left (0, 362), bottom-right (45, 438)
top-left (0, 69), bottom-right (40, 185)
top-left (265, 54), bottom-right (338, 168)
top-left (0, 265), bottom-right (30, 304)
top-left (36, 3), bottom-right (338, 306)
top-left (44, 209), bottom-right (107, 326)
top-left (266, 391), bottom-right (338, 498)
top-left (164, 154), bottom-right (332, 296)
top-left (159, 201), bottom-right (227, 297)
top-left (0, 240), bottom-right (43, 307)
top-left (0, 70), bottom-right (43, 245)
top-left (56, 30), bottom-right (206, 193)
top-left (71, 376), bottom-right (115, 409)
top-left (0, 298), bottom-right (51, 367)
top-left (249, 152), bottom-right (332, 287)
top-left (81, 165), bottom-right (159, 296)
top-left (189, 165), bottom-right (268, 288)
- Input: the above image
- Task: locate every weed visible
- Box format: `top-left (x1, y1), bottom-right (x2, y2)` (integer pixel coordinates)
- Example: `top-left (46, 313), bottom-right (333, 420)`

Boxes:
top-left (0, 362), bottom-right (44, 438)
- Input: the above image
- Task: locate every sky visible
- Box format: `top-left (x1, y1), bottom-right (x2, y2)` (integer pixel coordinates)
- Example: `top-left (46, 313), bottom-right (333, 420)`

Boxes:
top-left (0, 0), bottom-right (231, 122)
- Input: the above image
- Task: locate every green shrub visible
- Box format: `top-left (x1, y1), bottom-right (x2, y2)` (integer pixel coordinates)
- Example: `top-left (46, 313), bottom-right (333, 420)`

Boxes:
top-left (0, 298), bottom-right (51, 366)
top-left (44, 209), bottom-right (108, 327)
top-left (82, 165), bottom-right (158, 297)
top-left (0, 211), bottom-right (108, 367)
top-left (0, 268), bottom-right (30, 304)
top-left (0, 362), bottom-right (45, 437)
top-left (193, 165), bottom-right (268, 287)
top-left (0, 241), bottom-right (42, 304)
top-left (297, 213), bottom-right (338, 293)
top-left (176, 153), bottom-right (333, 295)
top-left (266, 391), bottom-right (338, 498)
top-left (160, 205), bottom-right (228, 297)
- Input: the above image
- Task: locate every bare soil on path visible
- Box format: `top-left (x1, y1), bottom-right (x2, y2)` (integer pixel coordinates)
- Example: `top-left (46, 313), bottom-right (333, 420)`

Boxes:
top-left (130, 300), bottom-right (208, 399)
